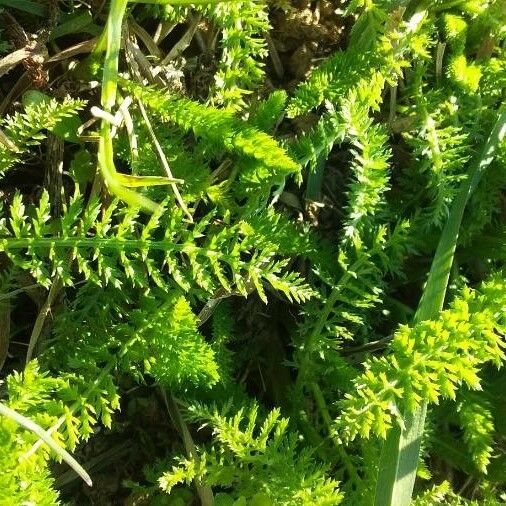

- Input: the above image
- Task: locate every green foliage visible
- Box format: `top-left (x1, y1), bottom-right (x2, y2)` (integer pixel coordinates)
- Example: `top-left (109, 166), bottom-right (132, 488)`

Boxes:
top-left (411, 481), bottom-right (460, 505)
top-left (0, 361), bottom-right (118, 506)
top-left (287, 8), bottom-right (429, 118)
top-left (203, 1), bottom-right (270, 109)
top-left (249, 90), bottom-right (287, 133)
top-left (1, 1), bottom-right (506, 505)
top-left (0, 96), bottom-right (85, 175)
top-left (125, 292), bottom-right (221, 388)
top-left (130, 84), bottom-right (300, 197)
top-left (159, 402), bottom-right (342, 505)
top-left (119, 123), bottom-right (212, 204)
top-left (154, 0), bottom-right (270, 109)
top-left (340, 75), bottom-right (391, 241)
top-left (400, 86), bottom-right (472, 228)
top-left (444, 14), bottom-right (482, 93)
top-left (0, 191), bottom-right (314, 303)
top-left (335, 275), bottom-right (506, 442)
top-left (456, 392), bottom-right (495, 474)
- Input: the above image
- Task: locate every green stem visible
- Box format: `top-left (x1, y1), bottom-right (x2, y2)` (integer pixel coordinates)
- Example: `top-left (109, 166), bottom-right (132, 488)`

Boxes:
top-left (305, 154), bottom-right (326, 202)
top-left (416, 110), bottom-right (506, 322)
top-left (97, 0), bottom-right (160, 211)
top-left (374, 108), bottom-right (506, 506)
top-left (0, 236), bottom-right (182, 251)
top-left (102, 0), bottom-right (128, 112)
top-left (294, 253), bottom-right (370, 396)
top-left (311, 382), bottom-right (360, 484)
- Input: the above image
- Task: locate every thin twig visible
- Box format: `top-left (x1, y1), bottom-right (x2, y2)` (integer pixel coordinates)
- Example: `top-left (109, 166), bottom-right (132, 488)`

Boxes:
top-left (129, 18), bottom-right (162, 58)
top-left (161, 390), bottom-right (214, 506)
top-left (26, 277), bottom-right (62, 364)
top-left (0, 298), bottom-right (10, 372)
top-left (137, 99), bottom-right (193, 221)
top-left (266, 32), bottom-right (283, 80)
top-left (161, 15), bottom-right (200, 64)
top-left (125, 35), bottom-right (163, 85)
top-left (189, 13), bottom-right (206, 53)
top-left (435, 42), bottom-right (446, 86)
top-left (0, 127), bottom-right (20, 151)
top-left (153, 21), bottom-right (177, 44)
top-left (0, 281), bottom-right (86, 302)
top-left (389, 85), bottom-right (397, 125)
top-left (47, 38), bottom-right (97, 63)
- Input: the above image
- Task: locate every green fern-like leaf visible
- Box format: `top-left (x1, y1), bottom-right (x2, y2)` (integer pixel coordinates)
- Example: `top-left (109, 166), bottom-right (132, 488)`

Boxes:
top-left (203, 1), bottom-right (270, 110)
top-left (340, 74), bottom-right (391, 242)
top-left (0, 96), bottom-right (85, 175)
top-left (130, 84), bottom-right (300, 195)
top-left (334, 275), bottom-right (506, 442)
top-left (288, 108), bottom-right (346, 171)
top-left (0, 192), bottom-right (314, 303)
top-left (159, 402), bottom-right (343, 505)
top-left (249, 90), bottom-right (288, 133)
top-left (127, 292), bottom-right (220, 388)
top-left (457, 392), bottom-right (495, 473)
top-left (401, 88), bottom-right (472, 228)
top-left (0, 360), bottom-right (119, 505)
top-left (287, 10), bottom-right (429, 118)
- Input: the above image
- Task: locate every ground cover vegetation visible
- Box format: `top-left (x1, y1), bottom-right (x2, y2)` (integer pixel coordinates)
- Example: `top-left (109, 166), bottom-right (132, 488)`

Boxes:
top-left (0, 0), bottom-right (505, 504)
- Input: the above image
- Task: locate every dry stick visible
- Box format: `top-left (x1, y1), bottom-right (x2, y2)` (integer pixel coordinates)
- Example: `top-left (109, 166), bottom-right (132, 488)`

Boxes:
top-left (0, 70), bottom-right (31, 116)
top-left (25, 128), bottom-right (68, 363)
top-left (161, 390), bottom-right (214, 506)
top-left (0, 38), bottom-right (94, 114)
top-left (47, 38), bottom-right (98, 63)
top-left (0, 127), bottom-right (19, 151)
top-left (196, 285), bottom-right (253, 325)
top-left (119, 98), bottom-right (139, 160)
top-left (26, 276), bottom-right (62, 364)
top-left (161, 15), bottom-right (200, 64)
top-left (153, 22), bottom-right (163, 44)
top-left (189, 12), bottom-right (207, 53)
top-left (137, 99), bottom-right (193, 222)
top-left (44, 131), bottom-right (65, 216)
top-left (435, 42), bottom-right (446, 86)
top-left (388, 85), bottom-right (397, 125)
top-left (0, 298), bottom-right (10, 372)
top-left (0, 283), bottom-right (39, 302)
top-left (265, 32), bottom-right (283, 80)
top-left (55, 441), bottom-right (130, 488)
top-left (125, 35), bottom-right (163, 85)
top-left (0, 47), bottom-right (32, 78)
top-left (153, 21), bottom-right (177, 44)
top-left (129, 18), bottom-right (162, 58)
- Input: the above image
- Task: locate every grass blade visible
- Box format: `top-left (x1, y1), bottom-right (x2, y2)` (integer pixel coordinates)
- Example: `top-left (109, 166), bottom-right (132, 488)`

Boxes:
top-left (0, 0), bottom-right (47, 16)
top-left (0, 402), bottom-right (92, 487)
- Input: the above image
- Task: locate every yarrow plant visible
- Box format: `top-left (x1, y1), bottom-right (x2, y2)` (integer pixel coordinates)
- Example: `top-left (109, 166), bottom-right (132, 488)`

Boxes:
top-left (0, 0), bottom-right (505, 505)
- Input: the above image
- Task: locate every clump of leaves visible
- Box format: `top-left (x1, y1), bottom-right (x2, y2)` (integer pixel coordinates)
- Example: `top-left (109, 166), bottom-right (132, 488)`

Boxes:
top-left (1, 1), bottom-right (506, 506)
